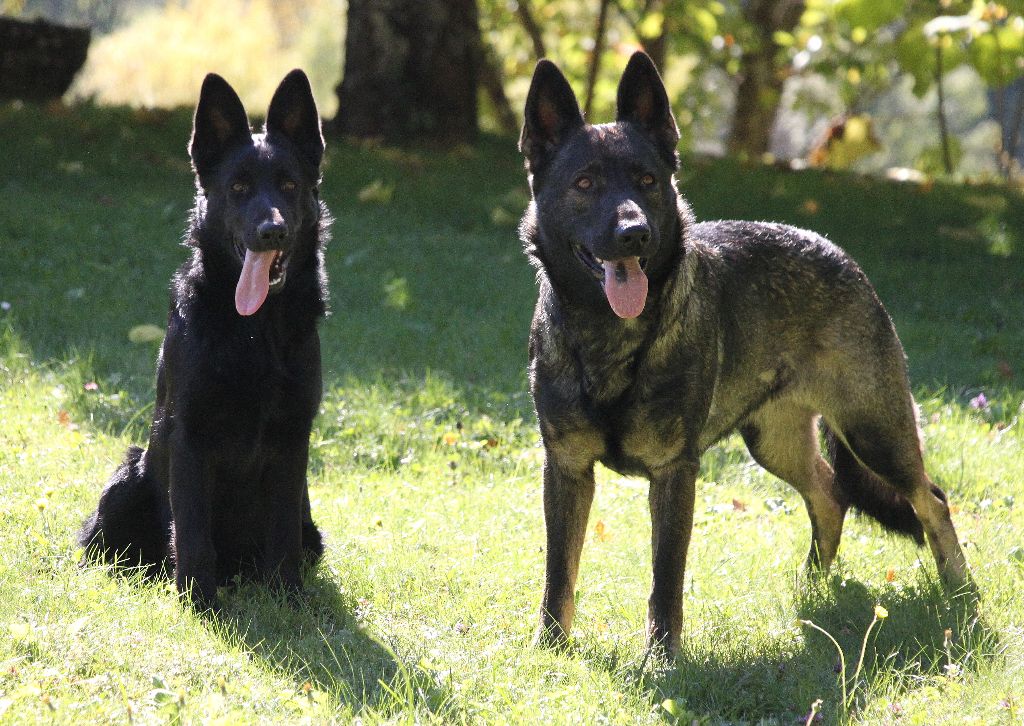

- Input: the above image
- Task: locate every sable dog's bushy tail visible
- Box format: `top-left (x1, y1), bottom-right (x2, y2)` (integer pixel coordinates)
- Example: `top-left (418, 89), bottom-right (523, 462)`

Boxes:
top-left (824, 427), bottom-right (925, 544)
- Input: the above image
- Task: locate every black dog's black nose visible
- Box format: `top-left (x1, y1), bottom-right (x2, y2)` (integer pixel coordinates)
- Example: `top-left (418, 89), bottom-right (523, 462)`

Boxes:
top-left (257, 220), bottom-right (288, 246)
top-left (615, 222), bottom-right (651, 253)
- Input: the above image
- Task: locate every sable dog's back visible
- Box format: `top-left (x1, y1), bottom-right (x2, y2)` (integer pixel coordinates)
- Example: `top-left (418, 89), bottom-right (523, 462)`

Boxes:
top-left (682, 221), bottom-right (910, 443)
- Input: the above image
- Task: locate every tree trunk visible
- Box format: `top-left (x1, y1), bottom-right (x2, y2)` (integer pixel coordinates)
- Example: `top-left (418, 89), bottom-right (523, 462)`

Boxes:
top-left (332, 0), bottom-right (480, 143)
top-left (727, 0), bottom-right (804, 158)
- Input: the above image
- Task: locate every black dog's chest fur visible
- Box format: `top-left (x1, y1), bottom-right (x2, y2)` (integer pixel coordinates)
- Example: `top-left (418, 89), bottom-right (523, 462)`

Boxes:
top-left (529, 223), bottom-right (858, 478)
top-left (160, 256), bottom-right (324, 471)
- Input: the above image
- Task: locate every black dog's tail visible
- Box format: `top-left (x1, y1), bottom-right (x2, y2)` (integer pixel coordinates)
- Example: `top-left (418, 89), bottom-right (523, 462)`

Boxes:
top-left (824, 427), bottom-right (925, 545)
top-left (78, 445), bottom-right (171, 577)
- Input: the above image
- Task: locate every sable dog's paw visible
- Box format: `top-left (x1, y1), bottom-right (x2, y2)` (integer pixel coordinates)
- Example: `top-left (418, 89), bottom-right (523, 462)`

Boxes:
top-left (646, 620), bottom-right (681, 662)
top-left (533, 616), bottom-right (573, 652)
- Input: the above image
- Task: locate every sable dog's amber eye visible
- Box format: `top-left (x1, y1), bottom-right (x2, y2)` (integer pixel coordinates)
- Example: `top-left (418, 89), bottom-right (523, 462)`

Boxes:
top-left (281, 180), bottom-right (297, 192)
top-left (640, 173), bottom-right (656, 186)
top-left (230, 182), bottom-right (248, 193)
top-left (574, 176), bottom-right (593, 190)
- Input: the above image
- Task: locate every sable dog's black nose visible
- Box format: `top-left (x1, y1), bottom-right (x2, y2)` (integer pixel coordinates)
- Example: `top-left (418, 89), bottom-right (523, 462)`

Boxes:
top-left (615, 222), bottom-right (651, 254)
top-left (257, 220), bottom-right (288, 246)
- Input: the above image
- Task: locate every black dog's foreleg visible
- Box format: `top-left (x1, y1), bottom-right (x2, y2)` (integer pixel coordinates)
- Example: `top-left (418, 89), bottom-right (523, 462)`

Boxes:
top-left (260, 451), bottom-right (309, 591)
top-left (168, 438), bottom-right (218, 608)
top-left (301, 486), bottom-right (325, 566)
top-left (646, 459), bottom-right (698, 658)
top-left (535, 455), bottom-right (596, 648)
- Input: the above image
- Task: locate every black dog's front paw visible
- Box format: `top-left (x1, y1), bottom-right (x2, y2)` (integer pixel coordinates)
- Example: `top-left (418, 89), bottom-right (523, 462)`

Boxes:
top-left (176, 572), bottom-right (219, 613)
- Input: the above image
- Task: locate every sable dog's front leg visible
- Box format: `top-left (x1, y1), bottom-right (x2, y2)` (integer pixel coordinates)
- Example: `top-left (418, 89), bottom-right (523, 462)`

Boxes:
top-left (169, 437), bottom-right (218, 608)
top-left (647, 459), bottom-right (698, 658)
top-left (535, 452), bottom-right (596, 648)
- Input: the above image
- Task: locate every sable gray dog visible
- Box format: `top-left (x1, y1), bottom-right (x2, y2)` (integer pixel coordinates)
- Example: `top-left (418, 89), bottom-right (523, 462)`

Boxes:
top-left (518, 52), bottom-right (973, 657)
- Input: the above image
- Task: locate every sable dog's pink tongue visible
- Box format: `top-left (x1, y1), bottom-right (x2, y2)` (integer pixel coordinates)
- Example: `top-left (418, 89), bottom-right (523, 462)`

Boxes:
top-left (602, 257), bottom-right (648, 318)
top-left (235, 249), bottom-right (276, 316)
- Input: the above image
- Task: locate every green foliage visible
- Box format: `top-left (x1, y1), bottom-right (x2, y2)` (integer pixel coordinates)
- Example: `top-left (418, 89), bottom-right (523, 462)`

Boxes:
top-left (894, 3), bottom-right (1024, 98)
top-left (897, 21), bottom-right (944, 98)
top-left (967, 19), bottom-right (1024, 87)
top-left (916, 137), bottom-right (965, 176)
top-left (831, 0), bottom-right (904, 32)
top-left (2, 103), bottom-right (1024, 723)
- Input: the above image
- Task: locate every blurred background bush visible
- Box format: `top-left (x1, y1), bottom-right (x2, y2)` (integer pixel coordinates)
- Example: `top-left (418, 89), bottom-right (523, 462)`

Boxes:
top-left (3, 0), bottom-right (1024, 180)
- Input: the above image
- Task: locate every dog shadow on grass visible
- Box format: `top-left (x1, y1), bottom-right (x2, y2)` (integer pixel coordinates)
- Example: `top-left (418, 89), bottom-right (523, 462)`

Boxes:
top-left (203, 570), bottom-right (441, 718)
top-left (637, 576), bottom-right (996, 723)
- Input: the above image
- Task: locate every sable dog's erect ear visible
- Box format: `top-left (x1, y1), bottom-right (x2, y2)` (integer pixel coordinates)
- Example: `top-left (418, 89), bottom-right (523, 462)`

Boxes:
top-left (616, 52), bottom-right (680, 166)
top-left (189, 73), bottom-right (251, 178)
top-left (267, 69), bottom-right (325, 170)
top-left (520, 59), bottom-right (585, 172)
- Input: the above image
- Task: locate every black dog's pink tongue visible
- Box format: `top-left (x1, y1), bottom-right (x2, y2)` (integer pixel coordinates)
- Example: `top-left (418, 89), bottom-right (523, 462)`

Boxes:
top-left (235, 249), bottom-right (276, 316)
top-left (602, 257), bottom-right (648, 319)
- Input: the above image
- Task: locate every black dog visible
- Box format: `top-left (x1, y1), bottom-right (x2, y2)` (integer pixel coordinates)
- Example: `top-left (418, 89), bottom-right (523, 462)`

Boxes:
top-left (519, 53), bottom-right (972, 656)
top-left (79, 69), bottom-right (329, 608)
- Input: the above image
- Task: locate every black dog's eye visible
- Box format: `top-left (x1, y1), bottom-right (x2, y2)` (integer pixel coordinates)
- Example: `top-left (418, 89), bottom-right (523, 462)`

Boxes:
top-left (281, 179), bottom-right (297, 192)
top-left (574, 176), bottom-right (593, 191)
top-left (639, 173), bottom-right (656, 187)
top-left (230, 181), bottom-right (248, 194)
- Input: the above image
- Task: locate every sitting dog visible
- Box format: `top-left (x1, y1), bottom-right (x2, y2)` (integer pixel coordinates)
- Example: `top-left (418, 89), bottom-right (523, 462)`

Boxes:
top-left (79, 69), bottom-right (330, 608)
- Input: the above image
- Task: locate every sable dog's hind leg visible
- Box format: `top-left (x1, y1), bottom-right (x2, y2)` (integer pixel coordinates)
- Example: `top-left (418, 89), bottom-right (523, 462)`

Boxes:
top-left (741, 403), bottom-right (847, 571)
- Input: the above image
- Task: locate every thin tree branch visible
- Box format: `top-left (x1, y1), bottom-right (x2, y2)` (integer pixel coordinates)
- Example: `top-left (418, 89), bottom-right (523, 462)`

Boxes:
top-left (1005, 85), bottom-right (1024, 181)
top-left (480, 39), bottom-right (519, 134)
top-left (936, 43), bottom-right (953, 174)
top-left (516, 0), bottom-right (546, 60)
top-left (583, 0), bottom-right (613, 117)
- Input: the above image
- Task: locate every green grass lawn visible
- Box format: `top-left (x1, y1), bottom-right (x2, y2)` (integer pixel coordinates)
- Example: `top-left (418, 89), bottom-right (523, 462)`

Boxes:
top-left (1, 102), bottom-right (1023, 724)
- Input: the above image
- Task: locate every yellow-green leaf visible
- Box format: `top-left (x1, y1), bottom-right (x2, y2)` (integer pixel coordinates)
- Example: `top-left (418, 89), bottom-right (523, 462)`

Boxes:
top-left (128, 324), bottom-right (164, 344)
top-left (9, 622), bottom-right (31, 640)
top-left (773, 30), bottom-right (795, 47)
top-left (357, 179), bottom-right (395, 204)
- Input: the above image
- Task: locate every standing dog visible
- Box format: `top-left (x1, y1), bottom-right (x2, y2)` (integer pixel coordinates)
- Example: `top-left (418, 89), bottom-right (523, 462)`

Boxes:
top-left (79, 70), bottom-right (329, 608)
top-left (519, 52), bottom-right (972, 656)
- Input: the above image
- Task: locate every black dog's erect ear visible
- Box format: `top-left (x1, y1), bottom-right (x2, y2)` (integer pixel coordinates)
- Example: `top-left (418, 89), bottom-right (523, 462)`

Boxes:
top-left (189, 73), bottom-right (251, 178)
top-left (266, 69), bottom-right (324, 170)
top-left (616, 52), bottom-right (680, 165)
top-left (519, 60), bottom-right (585, 172)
